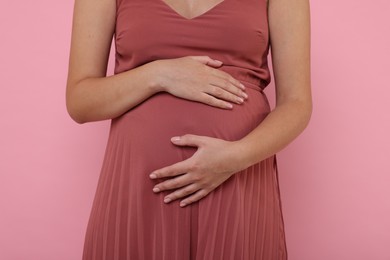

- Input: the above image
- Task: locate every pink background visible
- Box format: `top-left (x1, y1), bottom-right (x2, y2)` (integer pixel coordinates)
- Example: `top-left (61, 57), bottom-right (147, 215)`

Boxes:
top-left (1, 0), bottom-right (389, 259)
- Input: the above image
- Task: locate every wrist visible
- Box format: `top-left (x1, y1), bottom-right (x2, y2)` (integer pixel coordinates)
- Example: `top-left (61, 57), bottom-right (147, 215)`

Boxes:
top-left (232, 138), bottom-right (276, 169)
top-left (230, 139), bottom-right (254, 171)
top-left (146, 59), bottom-right (170, 93)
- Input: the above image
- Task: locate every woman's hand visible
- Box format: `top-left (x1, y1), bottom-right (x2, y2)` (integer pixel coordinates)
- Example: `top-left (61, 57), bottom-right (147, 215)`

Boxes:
top-left (151, 56), bottom-right (249, 109)
top-left (149, 134), bottom-right (248, 207)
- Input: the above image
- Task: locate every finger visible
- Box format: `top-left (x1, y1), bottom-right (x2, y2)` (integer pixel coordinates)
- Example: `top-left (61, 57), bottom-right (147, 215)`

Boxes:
top-left (209, 75), bottom-right (248, 99)
top-left (153, 173), bottom-right (193, 193)
top-left (170, 134), bottom-right (205, 147)
top-left (196, 92), bottom-right (234, 109)
top-left (163, 183), bottom-right (199, 203)
top-left (188, 55), bottom-right (223, 67)
top-left (150, 159), bottom-right (191, 179)
top-left (179, 189), bottom-right (210, 207)
top-left (204, 85), bottom-right (245, 105)
top-left (211, 69), bottom-right (248, 93)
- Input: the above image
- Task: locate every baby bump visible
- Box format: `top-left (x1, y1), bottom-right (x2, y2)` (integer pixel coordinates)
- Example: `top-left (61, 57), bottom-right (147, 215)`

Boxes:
top-left (112, 86), bottom-right (270, 143)
top-left (105, 85), bottom-right (271, 178)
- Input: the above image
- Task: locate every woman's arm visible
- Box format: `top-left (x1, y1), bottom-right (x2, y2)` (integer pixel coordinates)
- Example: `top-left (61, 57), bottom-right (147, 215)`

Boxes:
top-left (234, 0), bottom-right (312, 168)
top-left (66, 0), bottom-right (247, 124)
top-left (149, 0), bottom-right (312, 207)
top-left (66, 0), bottom-right (161, 124)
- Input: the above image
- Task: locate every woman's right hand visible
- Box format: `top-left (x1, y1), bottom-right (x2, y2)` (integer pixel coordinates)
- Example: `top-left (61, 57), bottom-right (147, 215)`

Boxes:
top-left (151, 56), bottom-right (249, 109)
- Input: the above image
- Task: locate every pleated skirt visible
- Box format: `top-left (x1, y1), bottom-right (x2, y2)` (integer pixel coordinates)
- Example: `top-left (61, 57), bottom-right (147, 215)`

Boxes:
top-left (82, 84), bottom-right (288, 260)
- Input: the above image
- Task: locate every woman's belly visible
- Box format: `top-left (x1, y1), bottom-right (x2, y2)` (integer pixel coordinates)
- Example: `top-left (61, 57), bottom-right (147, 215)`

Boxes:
top-left (107, 85), bottom-right (271, 171)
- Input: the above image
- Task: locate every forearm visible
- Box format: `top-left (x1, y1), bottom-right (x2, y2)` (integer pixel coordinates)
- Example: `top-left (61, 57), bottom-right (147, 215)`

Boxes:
top-left (66, 61), bottom-right (161, 124)
top-left (233, 98), bottom-right (312, 169)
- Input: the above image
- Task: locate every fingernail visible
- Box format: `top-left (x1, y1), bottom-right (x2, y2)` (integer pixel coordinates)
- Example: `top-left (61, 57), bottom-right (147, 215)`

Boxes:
top-left (164, 197), bottom-right (171, 203)
top-left (180, 202), bottom-right (186, 207)
top-left (153, 187), bottom-right (160, 192)
top-left (242, 92), bottom-right (248, 99)
top-left (240, 83), bottom-right (246, 89)
top-left (171, 136), bottom-right (180, 142)
top-left (149, 173), bottom-right (157, 179)
top-left (236, 97), bottom-right (244, 104)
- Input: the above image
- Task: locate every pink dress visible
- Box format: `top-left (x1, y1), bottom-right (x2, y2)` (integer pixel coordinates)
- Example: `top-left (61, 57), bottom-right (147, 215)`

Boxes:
top-left (82, 0), bottom-right (288, 259)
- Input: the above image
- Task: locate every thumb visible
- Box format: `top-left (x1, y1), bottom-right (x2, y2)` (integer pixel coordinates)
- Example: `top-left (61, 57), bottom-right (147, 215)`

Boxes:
top-left (170, 134), bottom-right (204, 147)
top-left (188, 55), bottom-right (223, 67)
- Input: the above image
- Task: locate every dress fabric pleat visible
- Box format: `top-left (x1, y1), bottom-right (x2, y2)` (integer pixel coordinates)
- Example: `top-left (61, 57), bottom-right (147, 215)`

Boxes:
top-left (82, 0), bottom-right (288, 259)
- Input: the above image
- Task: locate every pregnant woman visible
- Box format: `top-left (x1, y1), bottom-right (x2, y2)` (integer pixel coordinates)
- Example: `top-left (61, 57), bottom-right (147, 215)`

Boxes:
top-left (66, 0), bottom-right (312, 259)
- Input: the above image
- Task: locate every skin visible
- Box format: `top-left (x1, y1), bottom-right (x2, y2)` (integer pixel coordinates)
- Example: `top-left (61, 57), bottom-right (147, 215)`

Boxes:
top-left (162, 0), bottom-right (225, 19)
top-left (66, 0), bottom-right (312, 207)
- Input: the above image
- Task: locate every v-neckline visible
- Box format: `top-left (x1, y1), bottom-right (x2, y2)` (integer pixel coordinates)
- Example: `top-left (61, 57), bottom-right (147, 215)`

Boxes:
top-left (159, 0), bottom-right (227, 21)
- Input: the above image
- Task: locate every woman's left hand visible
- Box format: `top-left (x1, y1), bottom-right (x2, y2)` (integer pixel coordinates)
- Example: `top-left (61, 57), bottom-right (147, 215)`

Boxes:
top-left (149, 134), bottom-right (248, 207)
